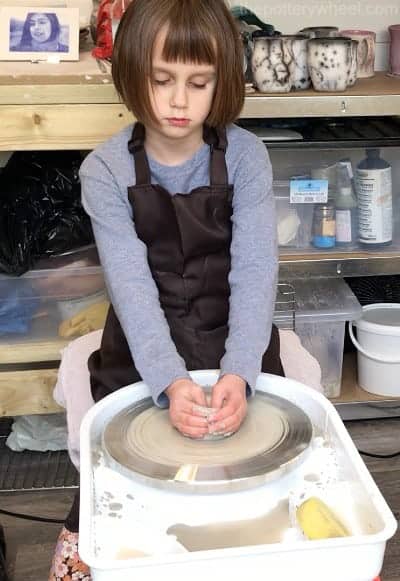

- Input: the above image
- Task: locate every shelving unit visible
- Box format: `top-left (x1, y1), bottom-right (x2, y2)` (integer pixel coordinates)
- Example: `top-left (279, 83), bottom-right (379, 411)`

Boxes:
top-left (1, 51), bottom-right (400, 149)
top-left (1, 50), bottom-right (400, 417)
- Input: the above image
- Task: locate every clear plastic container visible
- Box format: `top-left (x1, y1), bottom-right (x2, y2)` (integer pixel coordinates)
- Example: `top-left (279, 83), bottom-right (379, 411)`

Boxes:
top-left (0, 258), bottom-right (107, 350)
top-left (274, 181), bottom-right (313, 248)
top-left (268, 144), bottom-right (400, 255)
top-left (275, 278), bottom-right (362, 397)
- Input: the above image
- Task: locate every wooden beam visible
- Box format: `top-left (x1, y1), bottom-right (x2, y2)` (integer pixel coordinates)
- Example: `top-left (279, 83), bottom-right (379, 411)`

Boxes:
top-left (0, 369), bottom-right (62, 416)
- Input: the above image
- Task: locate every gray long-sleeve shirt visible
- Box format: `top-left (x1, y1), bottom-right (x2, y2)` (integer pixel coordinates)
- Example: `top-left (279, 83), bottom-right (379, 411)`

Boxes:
top-left (79, 123), bottom-right (278, 406)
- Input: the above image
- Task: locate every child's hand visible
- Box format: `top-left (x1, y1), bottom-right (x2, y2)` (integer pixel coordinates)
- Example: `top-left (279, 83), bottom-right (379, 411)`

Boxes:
top-left (209, 374), bottom-right (247, 435)
top-left (165, 378), bottom-right (209, 438)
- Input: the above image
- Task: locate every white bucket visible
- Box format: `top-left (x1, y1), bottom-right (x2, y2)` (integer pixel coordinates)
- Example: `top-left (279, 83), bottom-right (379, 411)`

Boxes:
top-left (349, 303), bottom-right (400, 397)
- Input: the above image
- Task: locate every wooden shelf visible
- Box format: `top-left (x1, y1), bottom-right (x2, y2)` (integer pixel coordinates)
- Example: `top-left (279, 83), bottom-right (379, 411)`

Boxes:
top-left (243, 73), bottom-right (400, 118)
top-left (0, 338), bottom-right (67, 365)
top-left (1, 52), bottom-right (400, 150)
top-left (333, 352), bottom-right (400, 404)
top-left (1, 53), bottom-right (399, 414)
top-left (279, 249), bottom-right (400, 278)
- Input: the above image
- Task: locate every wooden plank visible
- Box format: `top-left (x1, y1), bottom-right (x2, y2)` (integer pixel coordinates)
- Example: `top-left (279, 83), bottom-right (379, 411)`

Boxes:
top-left (280, 249), bottom-right (400, 262)
top-left (0, 67), bottom-right (399, 113)
top-left (0, 369), bottom-right (61, 416)
top-left (0, 104), bottom-right (130, 150)
top-left (0, 48), bottom-right (110, 82)
top-left (333, 352), bottom-right (400, 404)
top-left (0, 339), bottom-right (67, 364)
top-left (242, 73), bottom-right (400, 118)
top-left (0, 82), bottom-right (118, 105)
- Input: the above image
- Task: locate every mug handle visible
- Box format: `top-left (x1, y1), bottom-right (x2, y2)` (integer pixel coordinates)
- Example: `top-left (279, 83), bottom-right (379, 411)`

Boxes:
top-left (365, 36), bottom-right (375, 69)
top-left (359, 38), bottom-right (369, 66)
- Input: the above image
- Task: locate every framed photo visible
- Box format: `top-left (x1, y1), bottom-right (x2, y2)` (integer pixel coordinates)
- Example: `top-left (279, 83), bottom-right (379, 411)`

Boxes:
top-left (0, 6), bottom-right (79, 61)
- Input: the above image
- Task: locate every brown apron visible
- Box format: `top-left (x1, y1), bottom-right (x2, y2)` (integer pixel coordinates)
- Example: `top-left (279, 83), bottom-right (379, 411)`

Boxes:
top-left (65, 123), bottom-right (283, 531)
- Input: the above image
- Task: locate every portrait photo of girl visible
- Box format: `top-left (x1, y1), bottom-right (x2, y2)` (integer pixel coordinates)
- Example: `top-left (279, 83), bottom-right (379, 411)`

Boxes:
top-left (10, 12), bottom-right (69, 53)
top-left (0, 6), bottom-right (79, 61)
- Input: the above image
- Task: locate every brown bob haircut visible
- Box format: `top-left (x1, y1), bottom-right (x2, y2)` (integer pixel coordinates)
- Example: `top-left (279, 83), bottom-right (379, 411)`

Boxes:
top-left (112, 0), bottom-right (244, 127)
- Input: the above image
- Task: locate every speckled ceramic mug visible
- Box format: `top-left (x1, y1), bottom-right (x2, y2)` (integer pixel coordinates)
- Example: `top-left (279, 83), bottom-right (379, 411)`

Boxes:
top-left (308, 37), bottom-right (352, 91)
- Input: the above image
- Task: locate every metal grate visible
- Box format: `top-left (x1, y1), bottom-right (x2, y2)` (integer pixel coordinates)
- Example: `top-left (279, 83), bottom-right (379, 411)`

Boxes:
top-left (274, 282), bottom-right (296, 330)
top-left (240, 116), bottom-right (400, 149)
top-left (0, 418), bottom-right (78, 492)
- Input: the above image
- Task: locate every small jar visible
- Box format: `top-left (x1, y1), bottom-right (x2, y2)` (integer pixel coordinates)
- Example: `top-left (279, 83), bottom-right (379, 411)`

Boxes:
top-left (312, 204), bottom-right (336, 248)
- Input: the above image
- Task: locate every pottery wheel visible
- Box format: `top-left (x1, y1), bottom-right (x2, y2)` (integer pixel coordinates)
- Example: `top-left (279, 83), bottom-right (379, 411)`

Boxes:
top-left (102, 392), bottom-right (313, 493)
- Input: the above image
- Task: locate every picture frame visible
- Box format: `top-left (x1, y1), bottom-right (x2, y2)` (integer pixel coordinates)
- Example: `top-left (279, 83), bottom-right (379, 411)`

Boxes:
top-left (0, 6), bottom-right (79, 61)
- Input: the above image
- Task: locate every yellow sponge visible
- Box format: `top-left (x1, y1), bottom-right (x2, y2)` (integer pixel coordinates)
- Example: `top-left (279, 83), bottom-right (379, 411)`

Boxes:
top-left (58, 301), bottom-right (109, 338)
top-left (296, 496), bottom-right (350, 540)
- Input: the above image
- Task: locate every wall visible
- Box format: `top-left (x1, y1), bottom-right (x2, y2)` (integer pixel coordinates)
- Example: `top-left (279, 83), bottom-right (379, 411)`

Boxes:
top-left (228, 0), bottom-right (400, 71)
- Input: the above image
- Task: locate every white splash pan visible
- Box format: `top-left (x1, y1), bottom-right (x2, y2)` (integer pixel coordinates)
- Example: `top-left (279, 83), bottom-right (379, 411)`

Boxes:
top-left (79, 371), bottom-right (397, 581)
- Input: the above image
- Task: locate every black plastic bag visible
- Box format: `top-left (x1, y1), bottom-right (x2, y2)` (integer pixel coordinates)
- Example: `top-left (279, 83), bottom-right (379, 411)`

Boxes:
top-left (0, 151), bottom-right (94, 275)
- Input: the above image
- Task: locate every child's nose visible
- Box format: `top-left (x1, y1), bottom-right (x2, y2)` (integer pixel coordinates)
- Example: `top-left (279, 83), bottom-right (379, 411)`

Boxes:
top-left (170, 84), bottom-right (188, 108)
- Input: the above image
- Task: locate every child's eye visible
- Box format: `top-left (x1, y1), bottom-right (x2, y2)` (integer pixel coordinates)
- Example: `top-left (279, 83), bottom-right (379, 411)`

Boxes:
top-left (190, 82), bottom-right (207, 89)
top-left (153, 79), bottom-right (170, 86)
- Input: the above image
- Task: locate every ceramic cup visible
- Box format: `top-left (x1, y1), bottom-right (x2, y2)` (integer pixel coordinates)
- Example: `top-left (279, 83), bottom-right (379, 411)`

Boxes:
top-left (241, 32), bottom-right (254, 83)
top-left (280, 35), bottom-right (311, 89)
top-left (299, 26), bottom-right (339, 39)
top-left (347, 39), bottom-right (359, 86)
top-left (251, 32), bottom-right (292, 93)
top-left (339, 29), bottom-right (376, 78)
top-left (388, 24), bottom-right (400, 76)
top-left (308, 37), bottom-right (353, 91)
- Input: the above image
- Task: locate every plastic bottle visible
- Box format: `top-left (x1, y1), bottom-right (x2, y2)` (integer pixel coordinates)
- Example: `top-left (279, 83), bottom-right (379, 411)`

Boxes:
top-left (335, 161), bottom-right (358, 247)
top-left (311, 204), bottom-right (336, 249)
top-left (311, 162), bottom-right (337, 203)
top-left (356, 149), bottom-right (392, 247)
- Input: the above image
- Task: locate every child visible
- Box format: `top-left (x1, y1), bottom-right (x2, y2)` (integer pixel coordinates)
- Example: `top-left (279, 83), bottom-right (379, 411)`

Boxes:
top-left (49, 0), bottom-right (283, 578)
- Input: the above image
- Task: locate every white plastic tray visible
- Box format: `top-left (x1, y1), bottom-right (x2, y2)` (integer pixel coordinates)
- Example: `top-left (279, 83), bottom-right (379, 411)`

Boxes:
top-left (79, 372), bottom-right (397, 581)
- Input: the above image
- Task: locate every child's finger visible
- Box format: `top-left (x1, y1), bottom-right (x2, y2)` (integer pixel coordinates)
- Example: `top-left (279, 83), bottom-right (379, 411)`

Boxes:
top-left (208, 401), bottom-right (235, 424)
top-left (210, 387), bottom-right (225, 409)
top-left (174, 420), bottom-right (209, 438)
top-left (209, 407), bottom-right (244, 435)
top-left (181, 412), bottom-right (209, 429)
top-left (191, 386), bottom-right (208, 407)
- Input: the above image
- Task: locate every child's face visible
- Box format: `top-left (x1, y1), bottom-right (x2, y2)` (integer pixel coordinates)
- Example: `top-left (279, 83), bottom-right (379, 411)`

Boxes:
top-left (148, 28), bottom-right (217, 139)
top-left (29, 13), bottom-right (52, 44)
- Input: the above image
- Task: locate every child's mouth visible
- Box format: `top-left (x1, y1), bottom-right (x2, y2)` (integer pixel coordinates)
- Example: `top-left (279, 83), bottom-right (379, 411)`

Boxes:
top-left (167, 118), bottom-right (190, 127)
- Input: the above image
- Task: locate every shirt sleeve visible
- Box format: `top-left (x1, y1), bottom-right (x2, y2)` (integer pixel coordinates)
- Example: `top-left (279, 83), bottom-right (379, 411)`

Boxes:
top-left (80, 155), bottom-right (190, 406)
top-left (219, 139), bottom-right (278, 392)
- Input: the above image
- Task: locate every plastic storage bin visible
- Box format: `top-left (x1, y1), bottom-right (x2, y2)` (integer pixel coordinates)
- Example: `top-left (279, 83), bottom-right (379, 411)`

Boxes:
top-left (0, 246), bottom-right (107, 354)
top-left (269, 143), bottom-right (400, 255)
top-left (79, 372), bottom-right (397, 581)
top-left (275, 278), bottom-right (361, 398)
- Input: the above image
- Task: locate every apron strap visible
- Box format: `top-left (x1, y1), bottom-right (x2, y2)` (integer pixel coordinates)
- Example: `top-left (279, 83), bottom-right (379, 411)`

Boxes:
top-left (128, 123), bottom-right (229, 187)
top-left (203, 125), bottom-right (229, 187)
top-left (128, 122), bottom-right (151, 186)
